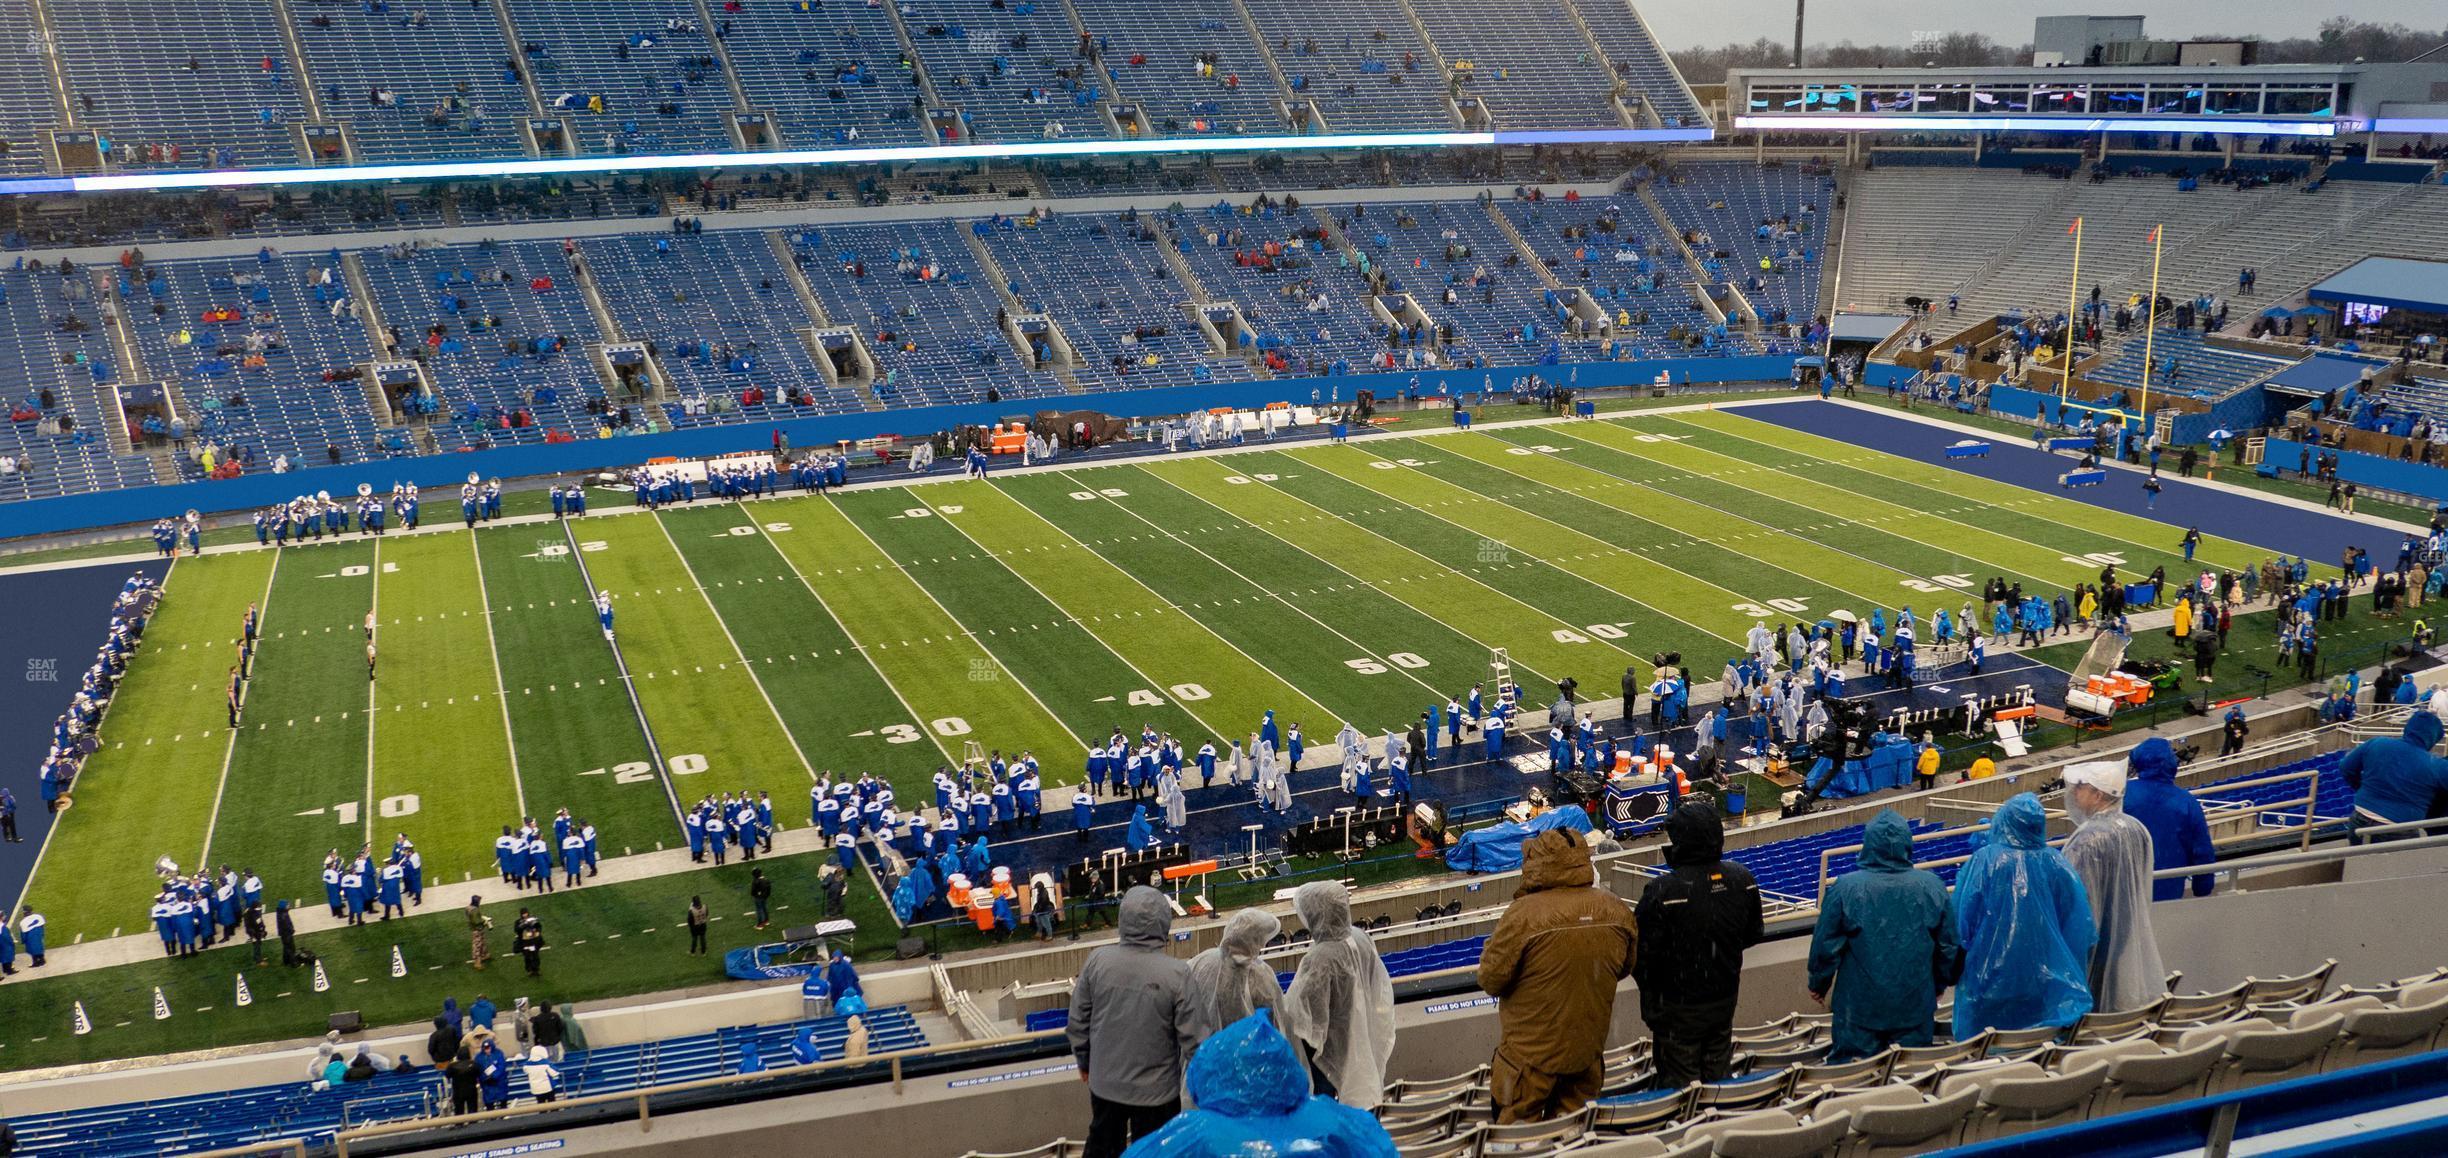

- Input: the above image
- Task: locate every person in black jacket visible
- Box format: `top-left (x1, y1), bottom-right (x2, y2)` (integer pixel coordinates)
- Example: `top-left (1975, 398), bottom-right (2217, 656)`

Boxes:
top-left (243, 902), bottom-right (268, 965)
top-left (750, 869), bottom-right (774, 929)
top-left (1634, 803), bottom-right (1765, 1090)
top-left (532, 1003), bottom-right (567, 1062)
top-left (275, 901), bottom-right (311, 967)
top-left (443, 1052), bottom-right (481, 1115)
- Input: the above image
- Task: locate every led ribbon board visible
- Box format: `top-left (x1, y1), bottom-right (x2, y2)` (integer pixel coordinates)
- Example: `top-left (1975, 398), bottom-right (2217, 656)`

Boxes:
top-left (1732, 114), bottom-right (2336, 136)
top-left (0, 127), bottom-right (1715, 196)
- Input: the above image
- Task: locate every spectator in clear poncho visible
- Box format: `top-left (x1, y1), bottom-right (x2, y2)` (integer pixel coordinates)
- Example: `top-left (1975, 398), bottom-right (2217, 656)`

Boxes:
top-left (2061, 761), bottom-right (2171, 1014)
top-left (1182, 908), bottom-right (1281, 1055)
top-left (1280, 881), bottom-right (1396, 1110)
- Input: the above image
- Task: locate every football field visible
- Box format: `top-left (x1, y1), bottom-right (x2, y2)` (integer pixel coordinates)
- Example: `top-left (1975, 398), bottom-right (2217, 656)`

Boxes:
top-left (20, 407), bottom-right (2279, 943)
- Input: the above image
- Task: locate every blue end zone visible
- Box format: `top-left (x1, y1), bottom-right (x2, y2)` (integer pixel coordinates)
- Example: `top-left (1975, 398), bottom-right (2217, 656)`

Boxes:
top-left (1728, 400), bottom-right (2403, 565)
top-left (0, 558), bottom-right (170, 911)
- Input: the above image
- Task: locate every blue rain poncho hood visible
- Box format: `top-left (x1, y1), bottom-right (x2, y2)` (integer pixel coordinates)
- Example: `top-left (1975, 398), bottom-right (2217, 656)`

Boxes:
top-left (1949, 793), bottom-right (2097, 1038)
top-left (2410, 709), bottom-right (2446, 751)
top-left (2340, 708), bottom-right (2448, 826)
top-left (1121, 1011), bottom-right (1398, 1158)
top-left (1806, 810), bottom-right (1959, 1055)
top-left (2121, 737), bottom-right (2217, 901)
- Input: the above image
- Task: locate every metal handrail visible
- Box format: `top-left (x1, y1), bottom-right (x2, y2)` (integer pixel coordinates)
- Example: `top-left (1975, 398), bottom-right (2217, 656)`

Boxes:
top-left (2150, 817), bottom-right (2448, 881)
top-left (1811, 767), bottom-right (2329, 905)
top-left (179, 1026), bottom-right (1073, 1158)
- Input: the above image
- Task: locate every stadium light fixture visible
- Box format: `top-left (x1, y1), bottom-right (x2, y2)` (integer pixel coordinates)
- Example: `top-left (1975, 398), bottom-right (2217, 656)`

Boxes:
top-left (1732, 113), bottom-right (2336, 136)
top-left (0, 126), bottom-right (1716, 197)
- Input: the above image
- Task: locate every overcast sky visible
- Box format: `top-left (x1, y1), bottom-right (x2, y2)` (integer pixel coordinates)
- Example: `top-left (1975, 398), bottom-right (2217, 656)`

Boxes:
top-left (1638, 1), bottom-right (2448, 51)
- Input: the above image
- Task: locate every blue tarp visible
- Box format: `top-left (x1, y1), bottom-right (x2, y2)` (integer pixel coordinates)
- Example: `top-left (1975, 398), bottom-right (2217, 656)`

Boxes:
top-left (722, 942), bottom-right (827, 982)
top-left (2266, 353), bottom-right (2386, 393)
top-left (1443, 804), bottom-right (1595, 873)
top-left (1812, 734), bottom-right (1916, 799)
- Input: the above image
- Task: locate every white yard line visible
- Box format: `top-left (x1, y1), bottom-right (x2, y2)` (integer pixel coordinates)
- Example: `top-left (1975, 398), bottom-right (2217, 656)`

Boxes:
top-left (197, 550), bottom-right (283, 868)
top-left (817, 495), bottom-right (1118, 755)
top-left (363, 537), bottom-right (382, 849)
top-left (467, 532), bottom-right (528, 818)
top-left (1669, 412), bottom-right (2238, 580)
top-left (1545, 423), bottom-right (2076, 591)
top-left (559, 518), bottom-right (687, 825)
top-left (1280, 443), bottom-right (1746, 647)
top-left (746, 512), bottom-right (964, 770)
top-left (645, 513), bottom-right (818, 780)
top-left (1072, 475), bottom-right (1450, 704)
top-left (1116, 461), bottom-right (1590, 684)
top-left (0, 394), bottom-right (1813, 578)
top-left (956, 486), bottom-right (1364, 737)
top-left (1172, 453), bottom-right (1651, 669)
top-left (1435, 430), bottom-right (1940, 617)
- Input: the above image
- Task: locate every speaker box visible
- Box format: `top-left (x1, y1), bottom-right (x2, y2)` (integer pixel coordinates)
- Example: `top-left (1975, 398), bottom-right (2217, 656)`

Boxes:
top-left (895, 936), bottom-right (927, 960)
top-left (328, 1010), bottom-right (364, 1035)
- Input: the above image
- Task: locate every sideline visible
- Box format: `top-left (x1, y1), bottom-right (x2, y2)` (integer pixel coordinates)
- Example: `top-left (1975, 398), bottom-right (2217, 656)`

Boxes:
top-left (0, 394), bottom-right (1809, 579)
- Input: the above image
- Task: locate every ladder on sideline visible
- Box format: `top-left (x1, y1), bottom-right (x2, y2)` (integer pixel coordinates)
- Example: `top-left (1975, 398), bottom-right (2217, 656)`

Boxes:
top-left (1491, 648), bottom-right (1518, 715)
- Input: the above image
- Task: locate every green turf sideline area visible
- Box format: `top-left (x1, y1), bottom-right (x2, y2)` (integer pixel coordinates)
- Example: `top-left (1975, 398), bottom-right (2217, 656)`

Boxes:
top-left (2, 404), bottom-right (2340, 1073)
top-left (473, 526), bottom-right (668, 843)
top-left (21, 552), bottom-right (276, 941)
top-left (199, 540), bottom-right (380, 899)
top-left (0, 844), bottom-right (900, 1073)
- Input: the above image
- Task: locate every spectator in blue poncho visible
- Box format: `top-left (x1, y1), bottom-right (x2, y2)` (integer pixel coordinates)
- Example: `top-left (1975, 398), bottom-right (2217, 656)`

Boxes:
top-left (2341, 709), bottom-right (2448, 842)
top-left (1806, 810), bottom-right (1960, 1061)
top-left (2120, 738), bottom-right (2217, 901)
top-left (825, 951), bottom-right (862, 1005)
top-left (1120, 1010), bottom-right (1396, 1158)
top-left (1949, 793), bottom-right (2096, 1038)
top-left (1127, 805), bottom-right (1156, 851)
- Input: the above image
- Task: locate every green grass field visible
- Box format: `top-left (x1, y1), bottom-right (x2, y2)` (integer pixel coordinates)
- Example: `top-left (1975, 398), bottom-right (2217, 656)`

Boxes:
top-left (1, 406), bottom-right (2319, 1072)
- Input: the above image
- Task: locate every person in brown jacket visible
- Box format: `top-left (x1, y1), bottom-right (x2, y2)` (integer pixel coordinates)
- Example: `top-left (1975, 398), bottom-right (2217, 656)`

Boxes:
top-left (1475, 825), bottom-right (1638, 1123)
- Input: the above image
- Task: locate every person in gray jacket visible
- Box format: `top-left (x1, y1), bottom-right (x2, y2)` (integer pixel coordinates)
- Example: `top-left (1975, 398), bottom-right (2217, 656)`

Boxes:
top-left (1069, 885), bottom-right (1195, 1158)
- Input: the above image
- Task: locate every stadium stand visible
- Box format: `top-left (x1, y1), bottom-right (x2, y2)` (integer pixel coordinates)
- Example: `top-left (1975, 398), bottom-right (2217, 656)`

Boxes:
top-left (44, 0), bottom-right (308, 170)
top-left (717, 0), bottom-right (933, 148)
top-left (1239, 0), bottom-right (1454, 134)
top-left (1070, 0), bottom-right (1290, 137)
top-left (1353, 961), bottom-right (2448, 1156)
top-left (353, 238), bottom-right (619, 450)
top-left (1563, 0), bottom-right (1702, 127)
top-left (289, 0), bottom-right (531, 164)
top-left (1645, 161), bottom-right (1833, 334)
top-left (0, 0), bottom-right (61, 176)
top-left (579, 230), bottom-right (872, 416)
top-left (1407, 0), bottom-right (1622, 130)
top-left (894, 0), bottom-right (1105, 144)
top-left (506, 0), bottom-right (742, 158)
top-left (2084, 332), bottom-right (2293, 402)
top-left (973, 211), bottom-right (1257, 390)
top-left (2, 1007), bottom-right (923, 1158)
top-left (0, 267), bottom-right (158, 500)
top-left (789, 219), bottom-right (1070, 407)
